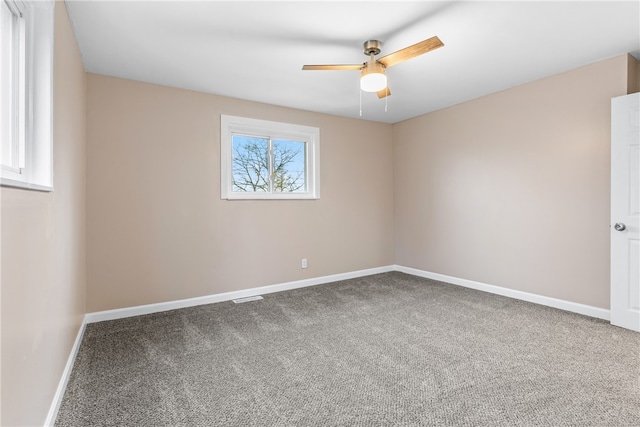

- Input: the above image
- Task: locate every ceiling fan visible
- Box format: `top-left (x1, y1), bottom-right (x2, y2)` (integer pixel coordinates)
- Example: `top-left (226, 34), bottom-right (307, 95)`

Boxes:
top-left (302, 36), bottom-right (444, 99)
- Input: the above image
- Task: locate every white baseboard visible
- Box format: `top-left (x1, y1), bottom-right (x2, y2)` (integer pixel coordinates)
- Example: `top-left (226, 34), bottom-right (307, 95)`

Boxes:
top-left (84, 263), bottom-right (609, 324)
top-left (394, 265), bottom-right (610, 321)
top-left (85, 265), bottom-right (395, 324)
top-left (44, 318), bottom-right (87, 427)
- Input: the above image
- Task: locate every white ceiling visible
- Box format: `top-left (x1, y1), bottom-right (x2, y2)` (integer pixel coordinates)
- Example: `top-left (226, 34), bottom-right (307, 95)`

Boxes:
top-left (65, 1), bottom-right (640, 124)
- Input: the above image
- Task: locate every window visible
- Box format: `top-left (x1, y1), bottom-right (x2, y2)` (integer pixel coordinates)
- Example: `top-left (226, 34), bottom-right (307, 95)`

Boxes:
top-left (221, 115), bottom-right (320, 200)
top-left (0, 0), bottom-right (54, 191)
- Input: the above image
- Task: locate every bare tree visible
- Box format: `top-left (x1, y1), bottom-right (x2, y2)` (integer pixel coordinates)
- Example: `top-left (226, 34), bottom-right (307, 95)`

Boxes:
top-left (232, 138), bottom-right (269, 192)
top-left (232, 137), bottom-right (305, 192)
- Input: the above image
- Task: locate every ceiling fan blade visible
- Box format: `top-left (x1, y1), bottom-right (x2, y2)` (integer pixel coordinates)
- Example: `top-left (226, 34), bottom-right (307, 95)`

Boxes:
top-left (378, 36), bottom-right (443, 68)
top-left (377, 87), bottom-right (391, 99)
top-left (302, 64), bottom-right (363, 71)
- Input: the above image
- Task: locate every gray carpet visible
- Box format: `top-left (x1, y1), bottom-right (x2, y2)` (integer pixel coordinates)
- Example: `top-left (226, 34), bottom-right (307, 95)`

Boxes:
top-left (55, 272), bottom-right (640, 426)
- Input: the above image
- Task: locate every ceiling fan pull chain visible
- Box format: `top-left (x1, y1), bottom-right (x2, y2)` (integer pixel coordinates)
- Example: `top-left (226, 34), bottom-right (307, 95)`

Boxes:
top-left (385, 87), bottom-right (388, 112)
top-left (359, 85), bottom-right (362, 117)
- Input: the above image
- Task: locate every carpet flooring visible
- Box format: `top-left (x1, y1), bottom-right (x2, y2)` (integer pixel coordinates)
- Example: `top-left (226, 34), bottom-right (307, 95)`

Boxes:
top-left (55, 272), bottom-right (640, 426)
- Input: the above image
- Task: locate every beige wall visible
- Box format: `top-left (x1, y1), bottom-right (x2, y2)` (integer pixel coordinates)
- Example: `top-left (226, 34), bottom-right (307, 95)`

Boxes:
top-left (87, 54), bottom-right (633, 313)
top-left (0, 2), bottom-right (86, 426)
top-left (393, 54), bottom-right (630, 309)
top-left (86, 74), bottom-right (394, 312)
top-left (637, 57), bottom-right (640, 93)
top-left (628, 54), bottom-right (640, 93)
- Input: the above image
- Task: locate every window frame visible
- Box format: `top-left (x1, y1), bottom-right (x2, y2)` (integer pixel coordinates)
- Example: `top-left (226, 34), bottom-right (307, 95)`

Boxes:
top-left (220, 115), bottom-right (320, 200)
top-left (0, 0), bottom-right (54, 192)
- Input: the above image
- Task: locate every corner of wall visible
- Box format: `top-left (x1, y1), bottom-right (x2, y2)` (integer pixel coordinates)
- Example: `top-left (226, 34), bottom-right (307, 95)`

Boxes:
top-left (627, 53), bottom-right (640, 94)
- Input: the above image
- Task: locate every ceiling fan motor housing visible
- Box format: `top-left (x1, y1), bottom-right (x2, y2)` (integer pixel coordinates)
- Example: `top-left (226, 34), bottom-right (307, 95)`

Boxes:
top-left (363, 40), bottom-right (382, 56)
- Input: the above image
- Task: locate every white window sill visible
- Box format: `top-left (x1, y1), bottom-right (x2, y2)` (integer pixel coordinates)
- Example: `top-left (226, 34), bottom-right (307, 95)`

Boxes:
top-left (224, 193), bottom-right (320, 201)
top-left (1, 177), bottom-right (53, 192)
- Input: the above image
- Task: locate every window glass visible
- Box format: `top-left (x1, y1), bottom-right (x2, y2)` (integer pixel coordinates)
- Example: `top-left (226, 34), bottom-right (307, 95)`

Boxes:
top-left (272, 139), bottom-right (306, 193)
top-left (0, 1), bottom-right (16, 168)
top-left (232, 135), bottom-right (270, 192)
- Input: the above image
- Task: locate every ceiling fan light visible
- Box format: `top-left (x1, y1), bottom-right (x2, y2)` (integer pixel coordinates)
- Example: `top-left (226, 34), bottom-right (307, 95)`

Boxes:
top-left (361, 73), bottom-right (387, 92)
top-left (360, 62), bottom-right (387, 92)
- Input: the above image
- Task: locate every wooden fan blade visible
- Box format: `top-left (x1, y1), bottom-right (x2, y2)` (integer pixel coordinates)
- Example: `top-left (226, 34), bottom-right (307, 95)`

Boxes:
top-left (302, 64), bottom-right (363, 71)
top-left (378, 36), bottom-right (443, 68)
top-left (377, 87), bottom-right (391, 99)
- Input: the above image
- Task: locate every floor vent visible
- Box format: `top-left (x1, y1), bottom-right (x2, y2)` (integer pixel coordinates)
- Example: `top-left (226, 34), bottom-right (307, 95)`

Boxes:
top-left (232, 295), bottom-right (264, 304)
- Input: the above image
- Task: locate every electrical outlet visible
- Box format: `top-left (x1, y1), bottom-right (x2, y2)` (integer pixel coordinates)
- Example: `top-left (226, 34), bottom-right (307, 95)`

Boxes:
top-left (301, 258), bottom-right (308, 269)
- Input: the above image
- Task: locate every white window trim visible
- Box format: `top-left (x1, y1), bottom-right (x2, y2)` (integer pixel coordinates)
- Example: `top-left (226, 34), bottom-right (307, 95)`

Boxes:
top-left (221, 115), bottom-right (320, 200)
top-left (0, 0), bottom-right (54, 192)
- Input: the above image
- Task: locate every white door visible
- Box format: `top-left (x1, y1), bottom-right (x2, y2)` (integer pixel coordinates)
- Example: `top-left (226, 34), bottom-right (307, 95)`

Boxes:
top-left (611, 92), bottom-right (640, 332)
